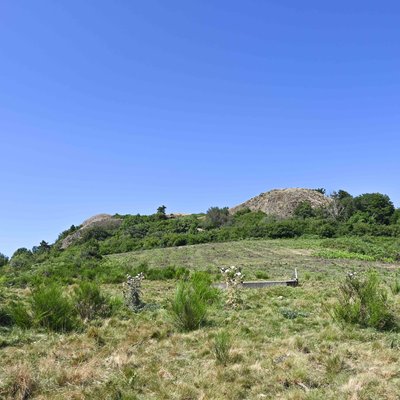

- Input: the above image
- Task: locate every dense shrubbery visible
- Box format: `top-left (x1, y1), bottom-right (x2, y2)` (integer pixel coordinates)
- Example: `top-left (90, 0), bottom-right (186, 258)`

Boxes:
top-left (0, 281), bottom-right (117, 332)
top-left (333, 271), bottom-right (397, 331)
top-left (171, 273), bottom-right (219, 332)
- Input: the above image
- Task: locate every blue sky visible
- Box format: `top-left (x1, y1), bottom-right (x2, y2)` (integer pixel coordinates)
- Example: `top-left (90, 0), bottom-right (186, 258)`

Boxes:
top-left (1, 1), bottom-right (399, 256)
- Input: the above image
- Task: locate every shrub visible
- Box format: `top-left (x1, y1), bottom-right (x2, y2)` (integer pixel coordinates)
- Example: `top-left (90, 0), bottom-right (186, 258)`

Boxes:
top-left (204, 207), bottom-right (230, 229)
top-left (390, 275), bottom-right (400, 295)
top-left (171, 280), bottom-right (207, 332)
top-left (0, 306), bottom-right (13, 327)
top-left (31, 285), bottom-right (78, 332)
top-left (294, 201), bottom-right (315, 219)
top-left (255, 271), bottom-right (270, 280)
top-left (214, 331), bottom-right (232, 366)
top-left (190, 271), bottom-right (220, 305)
top-left (0, 252), bottom-right (8, 267)
top-left (333, 271), bottom-right (397, 331)
top-left (7, 302), bottom-right (32, 329)
top-left (74, 282), bottom-right (111, 321)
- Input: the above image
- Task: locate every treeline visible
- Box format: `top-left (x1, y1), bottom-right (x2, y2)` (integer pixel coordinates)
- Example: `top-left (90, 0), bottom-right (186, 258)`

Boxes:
top-left (1, 190), bottom-right (400, 275)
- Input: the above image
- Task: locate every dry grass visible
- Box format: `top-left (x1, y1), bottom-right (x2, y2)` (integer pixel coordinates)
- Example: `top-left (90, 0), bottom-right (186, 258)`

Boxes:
top-left (1, 239), bottom-right (400, 399)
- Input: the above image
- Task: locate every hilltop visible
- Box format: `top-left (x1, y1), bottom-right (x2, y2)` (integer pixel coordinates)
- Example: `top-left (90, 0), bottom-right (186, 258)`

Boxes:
top-left (230, 188), bottom-right (332, 218)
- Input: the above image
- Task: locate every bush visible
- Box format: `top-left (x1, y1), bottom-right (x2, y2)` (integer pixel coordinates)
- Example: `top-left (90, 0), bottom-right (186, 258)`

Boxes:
top-left (204, 207), bottom-right (230, 229)
top-left (190, 271), bottom-right (220, 305)
top-left (0, 306), bottom-right (13, 327)
top-left (31, 285), bottom-right (79, 332)
top-left (333, 271), bottom-right (397, 331)
top-left (74, 282), bottom-right (111, 321)
top-left (255, 271), bottom-right (270, 280)
top-left (214, 331), bottom-right (232, 366)
top-left (7, 302), bottom-right (32, 329)
top-left (0, 252), bottom-right (8, 267)
top-left (171, 280), bottom-right (207, 332)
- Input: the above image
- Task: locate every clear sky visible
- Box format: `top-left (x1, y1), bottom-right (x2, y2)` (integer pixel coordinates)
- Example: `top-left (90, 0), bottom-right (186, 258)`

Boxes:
top-left (1, 1), bottom-right (399, 256)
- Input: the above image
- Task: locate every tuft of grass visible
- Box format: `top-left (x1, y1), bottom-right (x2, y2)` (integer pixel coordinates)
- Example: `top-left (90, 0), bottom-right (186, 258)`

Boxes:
top-left (214, 330), bottom-right (232, 366)
top-left (31, 285), bottom-right (79, 332)
top-left (171, 280), bottom-right (207, 332)
top-left (7, 301), bottom-right (32, 329)
top-left (280, 308), bottom-right (309, 320)
top-left (73, 281), bottom-right (111, 321)
top-left (390, 275), bottom-right (400, 295)
top-left (255, 270), bottom-right (270, 280)
top-left (6, 363), bottom-right (37, 400)
top-left (190, 271), bottom-right (220, 305)
top-left (0, 306), bottom-right (13, 327)
top-left (325, 354), bottom-right (345, 376)
top-left (333, 271), bottom-right (397, 331)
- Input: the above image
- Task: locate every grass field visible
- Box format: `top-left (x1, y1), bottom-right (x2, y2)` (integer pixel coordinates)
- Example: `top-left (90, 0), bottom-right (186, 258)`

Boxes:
top-left (1, 238), bottom-right (400, 399)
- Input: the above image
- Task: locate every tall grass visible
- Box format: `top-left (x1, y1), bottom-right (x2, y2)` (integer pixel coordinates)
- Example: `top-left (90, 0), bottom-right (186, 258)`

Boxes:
top-left (171, 280), bottom-right (207, 332)
top-left (73, 281), bottom-right (111, 321)
top-left (213, 331), bottom-right (232, 366)
top-left (31, 285), bottom-right (79, 332)
top-left (333, 271), bottom-right (397, 331)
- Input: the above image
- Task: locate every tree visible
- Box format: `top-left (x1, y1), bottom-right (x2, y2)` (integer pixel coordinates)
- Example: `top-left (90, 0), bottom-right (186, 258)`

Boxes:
top-left (155, 205), bottom-right (167, 220)
top-left (0, 252), bottom-right (8, 267)
top-left (330, 190), bottom-right (355, 221)
top-left (294, 201), bottom-right (315, 219)
top-left (204, 207), bottom-right (230, 229)
top-left (32, 240), bottom-right (51, 254)
top-left (314, 188), bottom-right (326, 195)
top-left (354, 193), bottom-right (395, 224)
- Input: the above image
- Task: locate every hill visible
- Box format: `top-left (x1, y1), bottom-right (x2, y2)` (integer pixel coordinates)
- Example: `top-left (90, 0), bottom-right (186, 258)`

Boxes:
top-left (230, 188), bottom-right (332, 218)
top-left (1, 238), bottom-right (400, 399)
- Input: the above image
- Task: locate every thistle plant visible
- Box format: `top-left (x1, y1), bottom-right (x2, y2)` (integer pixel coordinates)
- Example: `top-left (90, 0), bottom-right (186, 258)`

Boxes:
top-left (220, 266), bottom-right (244, 308)
top-left (123, 272), bottom-right (145, 312)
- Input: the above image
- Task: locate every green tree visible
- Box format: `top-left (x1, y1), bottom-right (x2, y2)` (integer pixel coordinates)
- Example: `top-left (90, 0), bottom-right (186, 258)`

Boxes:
top-left (155, 205), bottom-right (167, 220)
top-left (294, 201), bottom-right (315, 219)
top-left (0, 252), bottom-right (8, 267)
top-left (204, 207), bottom-right (230, 229)
top-left (354, 193), bottom-right (395, 224)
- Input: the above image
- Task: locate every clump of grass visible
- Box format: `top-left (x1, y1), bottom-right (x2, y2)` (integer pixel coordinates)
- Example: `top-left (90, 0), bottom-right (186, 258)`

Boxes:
top-left (171, 280), bottom-right (207, 332)
top-left (280, 308), bottom-right (309, 319)
top-left (190, 271), bottom-right (220, 305)
top-left (390, 274), bottom-right (400, 295)
top-left (0, 306), bottom-right (13, 327)
top-left (73, 281), bottom-right (112, 321)
top-left (333, 271), bottom-right (397, 331)
top-left (255, 271), bottom-right (270, 280)
top-left (6, 363), bottom-right (37, 400)
top-left (214, 330), bottom-right (232, 366)
top-left (31, 285), bottom-right (79, 332)
top-left (325, 354), bottom-right (345, 376)
top-left (7, 301), bottom-right (32, 329)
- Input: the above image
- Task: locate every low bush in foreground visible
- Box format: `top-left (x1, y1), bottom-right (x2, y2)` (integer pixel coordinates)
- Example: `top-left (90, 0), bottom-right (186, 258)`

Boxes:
top-left (31, 285), bottom-right (79, 332)
top-left (333, 271), bottom-right (397, 331)
top-left (74, 281), bottom-right (112, 321)
top-left (171, 279), bottom-right (208, 332)
top-left (213, 330), bottom-right (232, 366)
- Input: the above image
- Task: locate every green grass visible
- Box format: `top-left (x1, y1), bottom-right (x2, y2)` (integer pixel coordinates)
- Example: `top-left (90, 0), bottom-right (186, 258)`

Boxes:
top-left (1, 238), bottom-right (400, 399)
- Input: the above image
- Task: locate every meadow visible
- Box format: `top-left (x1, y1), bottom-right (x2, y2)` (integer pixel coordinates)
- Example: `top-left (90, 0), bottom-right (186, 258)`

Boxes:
top-left (1, 238), bottom-right (400, 399)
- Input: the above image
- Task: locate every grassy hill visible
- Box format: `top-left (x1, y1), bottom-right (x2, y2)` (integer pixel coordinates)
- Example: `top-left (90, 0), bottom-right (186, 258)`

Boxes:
top-left (1, 238), bottom-right (400, 399)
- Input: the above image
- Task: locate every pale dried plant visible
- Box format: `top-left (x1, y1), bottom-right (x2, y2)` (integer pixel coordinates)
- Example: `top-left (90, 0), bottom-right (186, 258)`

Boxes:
top-left (123, 272), bottom-right (145, 311)
top-left (220, 266), bottom-right (244, 308)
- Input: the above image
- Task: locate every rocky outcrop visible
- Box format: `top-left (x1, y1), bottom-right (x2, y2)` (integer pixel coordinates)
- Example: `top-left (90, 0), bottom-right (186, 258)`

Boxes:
top-left (230, 188), bottom-right (332, 218)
